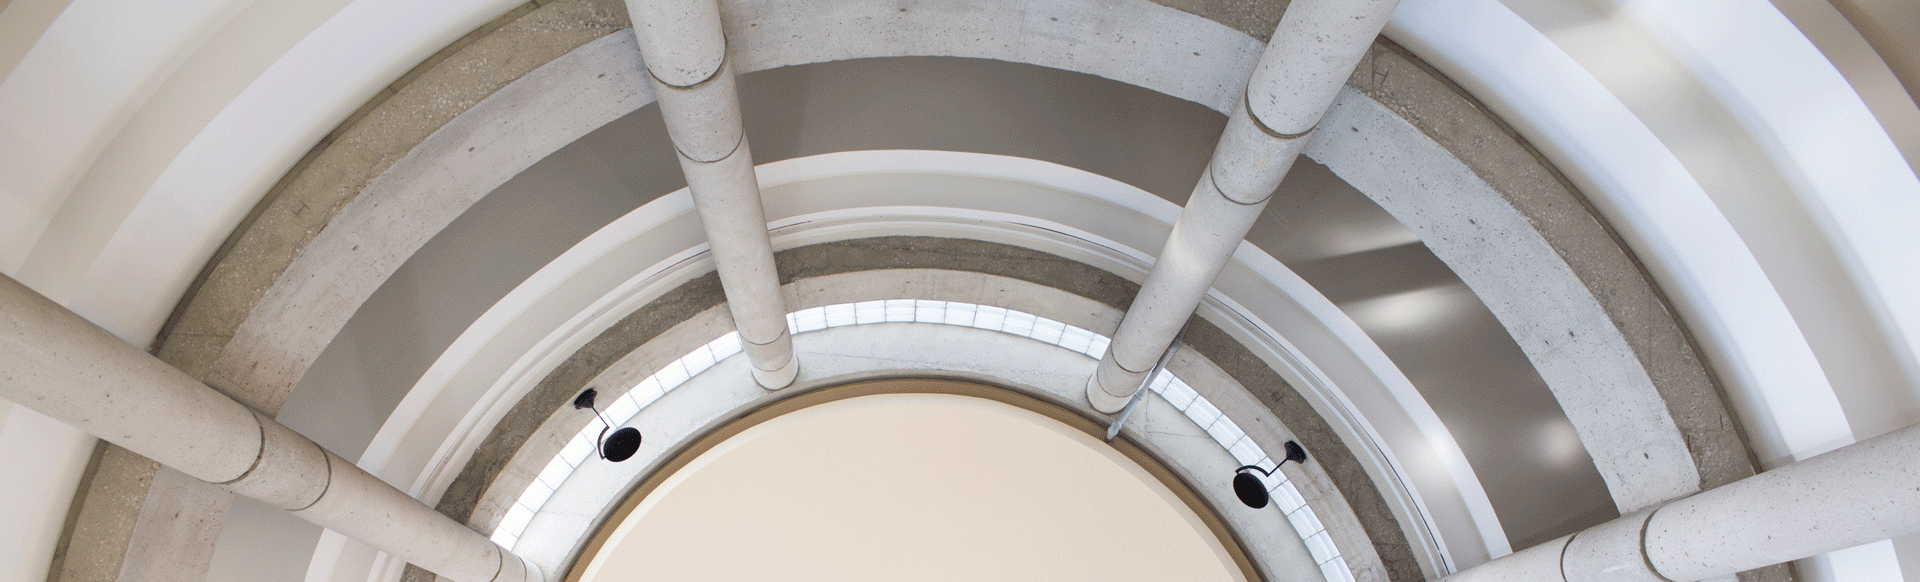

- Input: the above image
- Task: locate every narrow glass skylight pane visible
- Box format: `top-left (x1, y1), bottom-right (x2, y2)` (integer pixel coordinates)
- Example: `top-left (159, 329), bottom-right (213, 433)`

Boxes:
top-left (1321, 558), bottom-right (1355, 582)
top-left (491, 529), bottom-right (517, 548)
top-left (884, 299), bottom-right (914, 322)
top-left (710, 332), bottom-right (742, 358)
top-left (535, 455), bottom-right (574, 490)
top-left (518, 478), bottom-right (555, 510)
top-left (605, 393), bottom-right (641, 424)
top-left (1286, 506), bottom-right (1321, 540)
top-left (1058, 326), bottom-right (1093, 354)
top-left (630, 376), bottom-right (665, 406)
top-left (1149, 372), bottom-right (1175, 392)
top-left (793, 307), bottom-right (826, 333)
top-left (656, 360), bottom-right (691, 391)
top-left (1228, 437), bottom-right (1265, 466)
top-left (973, 305), bottom-right (1007, 331)
top-left (824, 303), bottom-right (856, 327)
top-left (855, 300), bottom-right (885, 324)
top-left (1001, 310), bottom-right (1036, 336)
top-left (1185, 397), bottom-right (1223, 429)
top-left (1088, 334), bottom-right (1110, 358)
top-left (1305, 530), bottom-right (1338, 564)
top-left (1161, 381), bottom-right (1199, 410)
top-left (913, 300), bottom-right (945, 323)
top-left (943, 302), bottom-right (976, 326)
top-left (559, 434), bottom-right (596, 468)
top-left (1272, 480), bottom-right (1307, 513)
top-left (497, 503), bottom-right (535, 537)
top-left (1253, 455), bottom-right (1279, 475)
top-left (1030, 317), bottom-right (1066, 344)
top-left (682, 345), bottom-right (718, 375)
top-left (1206, 417), bottom-right (1243, 448)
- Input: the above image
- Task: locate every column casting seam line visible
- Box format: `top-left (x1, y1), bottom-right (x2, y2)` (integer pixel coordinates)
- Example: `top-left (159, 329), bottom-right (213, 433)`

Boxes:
top-left (1640, 505), bottom-right (1677, 582)
top-left (1244, 90), bottom-right (1316, 140)
top-left (215, 409), bottom-right (270, 485)
top-left (485, 535), bottom-right (505, 582)
top-left (645, 37), bottom-right (729, 90)
top-left (289, 438), bottom-right (331, 512)
top-left (1209, 166), bottom-right (1275, 206)
top-left (674, 130), bottom-right (745, 165)
top-left (740, 325), bottom-right (790, 348)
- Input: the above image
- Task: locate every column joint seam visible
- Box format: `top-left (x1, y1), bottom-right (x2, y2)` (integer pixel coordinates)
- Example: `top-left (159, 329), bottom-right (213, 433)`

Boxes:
top-left (675, 131), bottom-right (745, 165)
top-left (646, 37), bottom-right (729, 90)
top-left (1641, 504), bottom-right (1678, 582)
top-left (287, 438), bottom-right (330, 512)
top-left (1244, 90), bottom-right (1315, 140)
top-left (740, 326), bottom-right (789, 347)
top-left (214, 409), bottom-right (270, 485)
top-left (1209, 165), bottom-right (1274, 206)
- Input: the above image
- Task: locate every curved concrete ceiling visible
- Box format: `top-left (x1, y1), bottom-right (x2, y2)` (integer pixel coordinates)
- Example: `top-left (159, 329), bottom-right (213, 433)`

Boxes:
top-left (2, 1), bottom-right (1917, 582)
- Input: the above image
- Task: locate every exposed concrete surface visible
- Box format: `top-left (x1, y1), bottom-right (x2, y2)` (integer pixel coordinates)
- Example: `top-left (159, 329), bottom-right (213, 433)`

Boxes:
top-left (53, 1), bottom-right (1767, 581)
top-left (1345, 42), bottom-right (1756, 496)
top-left (1336, 39), bottom-right (1785, 582)
top-left (1, 273), bottom-right (536, 582)
top-left (60, 2), bottom-right (628, 581)
top-left (440, 237), bottom-right (1418, 582)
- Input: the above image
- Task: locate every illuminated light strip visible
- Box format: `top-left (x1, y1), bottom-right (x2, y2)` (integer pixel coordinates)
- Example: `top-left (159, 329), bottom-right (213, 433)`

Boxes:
top-left (488, 300), bottom-right (1350, 581)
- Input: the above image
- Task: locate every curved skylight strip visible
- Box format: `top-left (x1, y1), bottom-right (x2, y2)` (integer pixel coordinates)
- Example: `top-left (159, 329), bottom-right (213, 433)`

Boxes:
top-left (489, 300), bottom-right (1350, 581)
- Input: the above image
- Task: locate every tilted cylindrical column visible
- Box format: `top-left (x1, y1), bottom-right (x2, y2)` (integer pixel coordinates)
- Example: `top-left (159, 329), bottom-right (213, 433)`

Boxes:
top-left (1439, 422), bottom-right (1920, 581)
top-left (627, 0), bottom-right (797, 389)
top-left (1088, 0), bottom-right (1402, 412)
top-left (0, 275), bottom-right (539, 582)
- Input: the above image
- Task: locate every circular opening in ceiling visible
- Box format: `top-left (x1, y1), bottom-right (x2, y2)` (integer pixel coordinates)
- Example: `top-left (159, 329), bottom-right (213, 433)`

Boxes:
top-left (573, 386), bottom-right (1249, 582)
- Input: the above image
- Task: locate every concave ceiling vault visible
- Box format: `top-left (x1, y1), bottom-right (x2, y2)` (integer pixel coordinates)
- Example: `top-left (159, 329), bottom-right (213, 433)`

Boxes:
top-left (0, 1), bottom-right (1916, 582)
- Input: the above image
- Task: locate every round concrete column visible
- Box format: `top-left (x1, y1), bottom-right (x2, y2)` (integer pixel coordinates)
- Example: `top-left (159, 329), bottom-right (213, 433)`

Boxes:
top-left (1646, 423), bottom-right (1920, 580)
top-left (0, 274), bottom-right (539, 582)
top-left (1439, 422), bottom-right (1920, 581)
top-left (1088, 0), bottom-right (1400, 413)
top-left (627, 0), bottom-right (798, 389)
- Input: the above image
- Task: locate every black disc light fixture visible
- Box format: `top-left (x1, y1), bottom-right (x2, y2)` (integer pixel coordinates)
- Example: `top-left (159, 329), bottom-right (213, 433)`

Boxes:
top-left (1233, 441), bottom-right (1308, 509)
top-left (573, 388), bottom-right (643, 462)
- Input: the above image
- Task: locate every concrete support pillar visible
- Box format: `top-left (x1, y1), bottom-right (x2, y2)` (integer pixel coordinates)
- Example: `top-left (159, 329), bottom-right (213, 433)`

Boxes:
top-left (1439, 422), bottom-right (1920, 581)
top-left (626, 0), bottom-right (797, 389)
top-left (1087, 0), bottom-right (1401, 412)
top-left (0, 275), bottom-right (539, 582)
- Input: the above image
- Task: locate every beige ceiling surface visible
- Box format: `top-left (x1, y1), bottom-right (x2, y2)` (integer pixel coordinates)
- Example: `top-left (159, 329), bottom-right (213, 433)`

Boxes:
top-left (578, 392), bottom-right (1244, 582)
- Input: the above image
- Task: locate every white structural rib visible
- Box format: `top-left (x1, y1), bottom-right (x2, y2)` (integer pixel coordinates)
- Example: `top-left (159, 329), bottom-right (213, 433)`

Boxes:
top-left (1088, 0), bottom-right (1402, 412)
top-left (0, 274), bottom-right (540, 582)
top-left (624, 0), bottom-right (798, 389)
